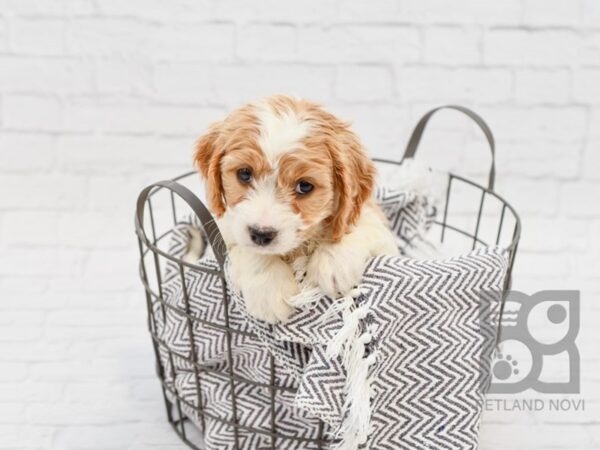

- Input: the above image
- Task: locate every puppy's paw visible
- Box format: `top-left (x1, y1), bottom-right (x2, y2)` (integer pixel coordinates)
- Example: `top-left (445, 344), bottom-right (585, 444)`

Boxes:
top-left (182, 227), bottom-right (205, 263)
top-left (228, 247), bottom-right (297, 324)
top-left (244, 275), bottom-right (297, 324)
top-left (306, 243), bottom-right (370, 298)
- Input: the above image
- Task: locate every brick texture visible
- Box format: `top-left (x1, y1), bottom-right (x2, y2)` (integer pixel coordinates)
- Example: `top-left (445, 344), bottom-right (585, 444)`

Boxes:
top-left (0, 1), bottom-right (598, 449)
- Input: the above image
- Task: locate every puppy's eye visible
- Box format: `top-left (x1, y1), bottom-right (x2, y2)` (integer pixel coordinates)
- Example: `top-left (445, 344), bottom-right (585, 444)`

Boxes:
top-left (237, 168), bottom-right (253, 184)
top-left (295, 180), bottom-right (314, 195)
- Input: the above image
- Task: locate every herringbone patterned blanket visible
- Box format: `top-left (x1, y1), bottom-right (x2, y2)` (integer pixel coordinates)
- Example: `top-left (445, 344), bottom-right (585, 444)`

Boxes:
top-left (155, 187), bottom-right (506, 449)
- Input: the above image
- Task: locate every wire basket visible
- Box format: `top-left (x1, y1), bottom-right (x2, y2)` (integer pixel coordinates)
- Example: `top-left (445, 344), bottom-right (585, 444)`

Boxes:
top-left (135, 105), bottom-right (521, 450)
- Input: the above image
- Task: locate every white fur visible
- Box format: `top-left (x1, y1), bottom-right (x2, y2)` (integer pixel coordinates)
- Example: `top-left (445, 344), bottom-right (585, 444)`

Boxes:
top-left (217, 205), bottom-right (301, 324)
top-left (256, 101), bottom-right (310, 164)
top-left (182, 227), bottom-right (205, 264)
top-left (305, 204), bottom-right (400, 298)
top-left (227, 245), bottom-right (297, 323)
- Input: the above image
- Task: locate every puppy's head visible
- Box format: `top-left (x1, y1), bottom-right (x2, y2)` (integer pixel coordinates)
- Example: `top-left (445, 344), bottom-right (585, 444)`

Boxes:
top-left (194, 95), bottom-right (375, 255)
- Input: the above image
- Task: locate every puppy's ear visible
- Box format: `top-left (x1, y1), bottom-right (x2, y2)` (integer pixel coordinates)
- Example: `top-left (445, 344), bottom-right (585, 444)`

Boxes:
top-left (194, 124), bottom-right (226, 216)
top-left (328, 127), bottom-right (375, 241)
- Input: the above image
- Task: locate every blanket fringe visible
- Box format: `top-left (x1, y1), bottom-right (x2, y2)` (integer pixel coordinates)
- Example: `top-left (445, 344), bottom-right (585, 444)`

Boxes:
top-left (288, 287), bottom-right (324, 309)
top-left (325, 289), bottom-right (377, 450)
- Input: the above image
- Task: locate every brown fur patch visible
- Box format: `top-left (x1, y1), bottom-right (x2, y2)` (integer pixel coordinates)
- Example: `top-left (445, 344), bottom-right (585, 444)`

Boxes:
top-left (221, 145), bottom-right (270, 207)
top-left (193, 104), bottom-right (261, 216)
top-left (277, 149), bottom-right (335, 235)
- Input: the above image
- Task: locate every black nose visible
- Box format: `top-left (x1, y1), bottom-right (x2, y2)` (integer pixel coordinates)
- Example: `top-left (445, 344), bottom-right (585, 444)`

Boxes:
top-left (248, 226), bottom-right (278, 246)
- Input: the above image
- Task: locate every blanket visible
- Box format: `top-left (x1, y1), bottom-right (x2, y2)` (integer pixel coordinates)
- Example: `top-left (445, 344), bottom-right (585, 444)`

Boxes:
top-left (154, 186), bottom-right (507, 449)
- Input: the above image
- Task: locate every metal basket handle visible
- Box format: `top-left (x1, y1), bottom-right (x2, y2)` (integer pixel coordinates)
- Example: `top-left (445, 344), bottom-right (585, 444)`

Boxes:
top-left (402, 105), bottom-right (496, 191)
top-left (135, 179), bottom-right (227, 268)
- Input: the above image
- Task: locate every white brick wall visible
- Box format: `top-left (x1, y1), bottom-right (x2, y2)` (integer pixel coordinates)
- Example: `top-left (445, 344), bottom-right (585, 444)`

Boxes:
top-left (0, 1), bottom-right (598, 448)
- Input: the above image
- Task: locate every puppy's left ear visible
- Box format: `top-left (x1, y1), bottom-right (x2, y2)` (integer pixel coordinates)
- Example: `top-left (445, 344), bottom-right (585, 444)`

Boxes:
top-left (194, 123), bottom-right (227, 216)
top-left (328, 127), bottom-right (376, 240)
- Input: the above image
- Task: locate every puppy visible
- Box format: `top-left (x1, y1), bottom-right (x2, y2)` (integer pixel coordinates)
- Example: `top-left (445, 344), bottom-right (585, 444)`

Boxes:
top-left (192, 95), bottom-right (399, 323)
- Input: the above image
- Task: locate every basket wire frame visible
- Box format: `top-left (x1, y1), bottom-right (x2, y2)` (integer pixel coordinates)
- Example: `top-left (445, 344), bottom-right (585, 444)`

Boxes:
top-left (136, 174), bottom-right (333, 450)
top-left (134, 107), bottom-right (521, 450)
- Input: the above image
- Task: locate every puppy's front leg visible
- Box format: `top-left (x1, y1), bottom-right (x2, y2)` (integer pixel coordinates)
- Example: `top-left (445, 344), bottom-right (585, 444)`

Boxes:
top-left (306, 207), bottom-right (399, 298)
top-left (228, 246), bottom-right (297, 323)
top-left (306, 232), bottom-right (371, 299)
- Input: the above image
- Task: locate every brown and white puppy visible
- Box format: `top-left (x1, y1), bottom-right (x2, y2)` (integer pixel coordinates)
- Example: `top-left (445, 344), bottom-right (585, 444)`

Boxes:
top-left (193, 95), bottom-right (398, 323)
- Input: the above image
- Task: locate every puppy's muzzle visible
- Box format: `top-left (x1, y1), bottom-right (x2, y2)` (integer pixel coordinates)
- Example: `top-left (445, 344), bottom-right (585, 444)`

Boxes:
top-left (248, 226), bottom-right (278, 246)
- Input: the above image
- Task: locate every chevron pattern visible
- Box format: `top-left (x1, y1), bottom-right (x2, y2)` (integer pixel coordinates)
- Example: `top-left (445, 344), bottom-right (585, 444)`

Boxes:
top-left (376, 186), bottom-right (437, 252)
top-left (361, 251), bottom-right (506, 449)
top-left (149, 187), bottom-right (508, 450)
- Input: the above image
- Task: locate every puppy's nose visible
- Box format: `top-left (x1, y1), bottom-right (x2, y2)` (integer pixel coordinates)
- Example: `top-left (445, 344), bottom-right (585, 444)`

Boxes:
top-left (248, 226), bottom-right (278, 246)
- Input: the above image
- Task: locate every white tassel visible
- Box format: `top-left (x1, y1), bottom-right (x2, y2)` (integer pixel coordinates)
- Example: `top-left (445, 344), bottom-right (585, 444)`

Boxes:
top-left (288, 287), bottom-right (324, 309)
top-left (319, 284), bottom-right (377, 450)
top-left (333, 341), bottom-right (378, 450)
top-left (318, 295), bottom-right (355, 325)
top-left (275, 280), bottom-right (377, 450)
top-left (326, 305), bottom-right (369, 364)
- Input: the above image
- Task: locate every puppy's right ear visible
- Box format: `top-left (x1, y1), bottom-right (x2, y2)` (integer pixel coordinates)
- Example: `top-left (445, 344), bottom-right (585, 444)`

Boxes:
top-left (194, 124), bottom-right (226, 216)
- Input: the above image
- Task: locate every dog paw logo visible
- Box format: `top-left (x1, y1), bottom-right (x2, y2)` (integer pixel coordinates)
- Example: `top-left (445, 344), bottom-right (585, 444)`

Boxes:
top-left (484, 290), bottom-right (580, 394)
top-left (493, 353), bottom-right (519, 380)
